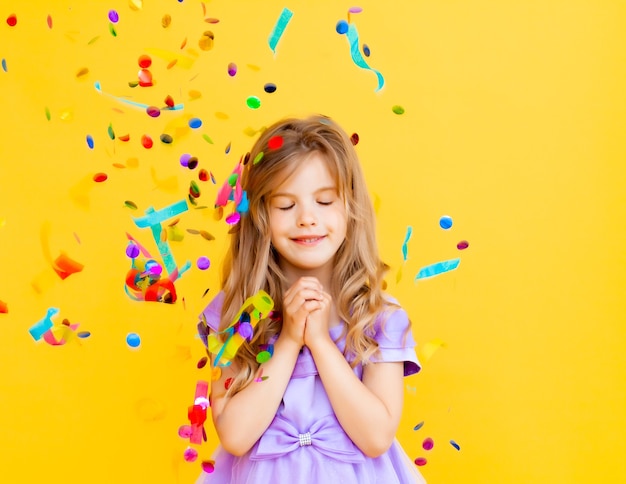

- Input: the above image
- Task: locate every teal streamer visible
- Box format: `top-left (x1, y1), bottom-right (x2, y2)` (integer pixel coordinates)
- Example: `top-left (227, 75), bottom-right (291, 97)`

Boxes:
top-left (415, 258), bottom-right (461, 280)
top-left (344, 23), bottom-right (384, 92)
top-left (402, 226), bottom-right (413, 261)
top-left (133, 200), bottom-right (189, 228)
top-left (268, 8), bottom-right (293, 53)
top-left (29, 308), bottom-right (59, 341)
top-left (94, 81), bottom-right (184, 110)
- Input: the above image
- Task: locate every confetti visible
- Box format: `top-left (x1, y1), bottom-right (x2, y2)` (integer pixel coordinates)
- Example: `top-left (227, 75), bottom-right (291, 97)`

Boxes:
top-left (201, 461), bottom-right (215, 473)
top-left (129, 0), bottom-right (143, 10)
top-left (0, 300), bottom-right (8, 314)
top-left (29, 308), bottom-right (59, 341)
top-left (439, 215), bottom-right (453, 229)
top-left (268, 8), bottom-right (293, 54)
top-left (93, 173), bottom-right (108, 183)
top-left (126, 332), bottom-right (141, 348)
top-left (146, 106), bottom-right (160, 117)
top-left (392, 105), bottom-right (405, 115)
top-left (402, 226), bottom-right (412, 261)
top-left (422, 438), bottom-right (434, 451)
top-left (141, 135), bottom-right (153, 149)
top-left (350, 133), bottom-right (359, 145)
top-left (246, 96), bottom-right (261, 109)
top-left (189, 118), bottom-right (202, 129)
top-left (264, 83), bottom-right (277, 93)
top-left (363, 44), bottom-right (370, 56)
top-left (108, 10), bottom-right (120, 23)
top-left (415, 258), bottom-right (460, 280)
top-left (86, 135), bottom-right (95, 149)
top-left (268, 135), bottom-right (283, 150)
top-left (414, 457), bottom-right (427, 466)
top-left (338, 22), bottom-right (384, 91)
top-left (336, 20), bottom-right (349, 35)
top-left (457, 240), bottom-right (469, 250)
top-left (6, 14), bottom-right (17, 27)
top-left (76, 67), bottom-right (89, 79)
top-left (184, 447), bottom-right (198, 463)
top-left (126, 243), bottom-right (140, 259)
top-left (94, 81), bottom-right (184, 110)
top-left (197, 257), bottom-right (210, 270)
top-left (418, 338), bottom-right (446, 363)
top-left (162, 14), bottom-right (172, 28)
top-left (413, 421), bottom-right (424, 431)
top-left (227, 62), bottom-right (237, 77)
top-left (199, 31), bottom-right (214, 50)
top-left (47, 15), bottom-right (53, 29)
top-left (1, 59), bottom-right (6, 73)
top-left (450, 440), bottom-right (461, 451)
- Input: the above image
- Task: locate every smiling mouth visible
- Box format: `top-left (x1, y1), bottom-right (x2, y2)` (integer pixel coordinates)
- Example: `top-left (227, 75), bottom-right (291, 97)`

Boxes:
top-left (292, 236), bottom-right (325, 244)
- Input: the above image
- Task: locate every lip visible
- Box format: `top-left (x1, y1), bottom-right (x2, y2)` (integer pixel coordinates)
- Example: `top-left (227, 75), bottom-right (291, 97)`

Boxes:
top-left (291, 235), bottom-right (326, 245)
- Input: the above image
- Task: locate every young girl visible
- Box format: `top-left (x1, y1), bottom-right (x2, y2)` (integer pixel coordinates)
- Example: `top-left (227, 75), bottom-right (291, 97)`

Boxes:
top-left (197, 115), bottom-right (426, 483)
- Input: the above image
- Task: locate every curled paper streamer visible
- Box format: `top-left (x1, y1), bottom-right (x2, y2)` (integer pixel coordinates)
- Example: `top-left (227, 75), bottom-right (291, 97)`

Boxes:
top-left (94, 81), bottom-right (185, 111)
top-left (415, 258), bottom-right (460, 280)
top-left (402, 226), bottom-right (413, 261)
top-left (341, 23), bottom-right (385, 92)
top-left (205, 291), bottom-right (274, 367)
top-left (268, 7), bottom-right (293, 53)
top-left (29, 308), bottom-right (59, 341)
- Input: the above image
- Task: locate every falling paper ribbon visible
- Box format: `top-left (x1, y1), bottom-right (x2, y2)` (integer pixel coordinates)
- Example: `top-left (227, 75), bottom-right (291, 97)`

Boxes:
top-left (415, 258), bottom-right (460, 280)
top-left (402, 226), bottom-right (413, 261)
top-left (29, 308), bottom-right (59, 341)
top-left (94, 81), bottom-right (185, 111)
top-left (340, 23), bottom-right (385, 92)
top-left (268, 7), bottom-right (293, 54)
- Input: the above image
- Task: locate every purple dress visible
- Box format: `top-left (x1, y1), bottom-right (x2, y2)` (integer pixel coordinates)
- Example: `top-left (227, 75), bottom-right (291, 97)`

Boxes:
top-left (197, 293), bottom-right (426, 484)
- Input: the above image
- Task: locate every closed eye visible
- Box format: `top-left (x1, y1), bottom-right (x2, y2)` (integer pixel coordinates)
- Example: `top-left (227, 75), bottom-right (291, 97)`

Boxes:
top-left (318, 201), bottom-right (333, 206)
top-left (277, 204), bottom-right (295, 211)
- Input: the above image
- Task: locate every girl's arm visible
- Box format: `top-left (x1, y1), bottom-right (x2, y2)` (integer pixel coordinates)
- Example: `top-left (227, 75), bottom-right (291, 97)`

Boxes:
top-left (210, 334), bottom-right (301, 456)
top-left (305, 292), bottom-right (405, 458)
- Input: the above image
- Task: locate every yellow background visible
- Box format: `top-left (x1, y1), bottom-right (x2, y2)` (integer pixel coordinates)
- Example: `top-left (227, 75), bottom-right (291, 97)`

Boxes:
top-left (1, 1), bottom-right (625, 482)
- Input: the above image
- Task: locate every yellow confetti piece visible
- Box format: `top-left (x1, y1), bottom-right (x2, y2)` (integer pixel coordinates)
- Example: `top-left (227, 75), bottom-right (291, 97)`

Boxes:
top-left (188, 90), bottom-right (202, 100)
top-left (418, 338), bottom-right (447, 364)
top-left (128, 0), bottom-right (143, 11)
top-left (75, 67), bottom-right (89, 79)
top-left (396, 265), bottom-right (403, 284)
top-left (59, 109), bottom-right (74, 122)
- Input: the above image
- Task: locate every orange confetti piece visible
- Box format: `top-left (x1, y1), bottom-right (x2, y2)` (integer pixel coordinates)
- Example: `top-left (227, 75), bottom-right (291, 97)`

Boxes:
top-left (47, 15), bottom-right (52, 29)
top-left (167, 58), bottom-right (178, 69)
top-left (53, 252), bottom-right (84, 279)
top-left (76, 67), bottom-right (89, 79)
top-left (0, 300), bottom-right (8, 314)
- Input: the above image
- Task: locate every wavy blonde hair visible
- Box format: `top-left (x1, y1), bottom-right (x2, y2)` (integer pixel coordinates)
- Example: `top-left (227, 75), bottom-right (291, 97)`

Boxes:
top-left (218, 114), bottom-right (394, 396)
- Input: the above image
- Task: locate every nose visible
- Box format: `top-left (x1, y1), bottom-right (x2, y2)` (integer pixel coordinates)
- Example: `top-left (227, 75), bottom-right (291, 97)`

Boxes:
top-left (297, 204), bottom-right (317, 227)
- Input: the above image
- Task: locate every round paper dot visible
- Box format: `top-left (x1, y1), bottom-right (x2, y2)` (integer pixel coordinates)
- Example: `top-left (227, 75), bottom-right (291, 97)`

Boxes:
top-left (187, 157), bottom-right (199, 170)
top-left (108, 10), bottom-right (119, 23)
top-left (183, 447), bottom-right (198, 463)
top-left (392, 105), bottom-right (405, 115)
top-left (138, 55), bottom-right (151, 68)
top-left (189, 117), bottom-right (202, 129)
top-left (197, 256), bottom-right (211, 270)
top-left (363, 44), bottom-right (371, 56)
top-left (238, 322), bottom-right (253, 339)
top-left (336, 19), bottom-right (349, 34)
top-left (439, 215), bottom-right (453, 230)
top-left (6, 14), bottom-right (17, 27)
top-left (350, 133), bottom-right (359, 145)
top-left (414, 457), bottom-right (427, 466)
top-left (422, 437), bottom-right (434, 451)
top-left (264, 83), bottom-right (277, 93)
top-left (178, 425), bottom-right (192, 438)
top-left (256, 351), bottom-right (271, 363)
top-left (268, 135), bottom-right (283, 150)
top-left (141, 135), bottom-right (153, 149)
top-left (246, 96), bottom-right (261, 109)
top-left (146, 106), bottom-right (160, 117)
top-left (126, 333), bottom-right (141, 348)
top-left (227, 62), bottom-right (237, 76)
top-left (457, 240), bottom-right (469, 250)
top-left (145, 260), bottom-right (162, 276)
top-left (199, 169), bottom-right (209, 181)
top-left (126, 243), bottom-right (140, 259)
top-left (225, 212), bottom-right (240, 225)
top-left (201, 461), bottom-right (215, 474)
top-left (180, 153), bottom-right (191, 167)
top-left (77, 331), bottom-right (91, 338)
top-left (160, 133), bottom-right (173, 144)
top-left (93, 173), bottom-right (108, 183)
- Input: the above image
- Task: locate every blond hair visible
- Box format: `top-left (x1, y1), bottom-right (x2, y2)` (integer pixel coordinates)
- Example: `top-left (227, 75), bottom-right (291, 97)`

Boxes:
top-left (218, 114), bottom-right (393, 396)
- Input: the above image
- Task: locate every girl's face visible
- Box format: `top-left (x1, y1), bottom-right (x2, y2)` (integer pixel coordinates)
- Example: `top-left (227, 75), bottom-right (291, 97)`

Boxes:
top-left (268, 153), bottom-right (348, 286)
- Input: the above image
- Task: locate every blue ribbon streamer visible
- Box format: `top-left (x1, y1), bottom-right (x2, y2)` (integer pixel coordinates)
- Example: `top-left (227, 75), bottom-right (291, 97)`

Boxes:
top-left (344, 23), bottom-right (385, 92)
top-left (268, 8), bottom-right (293, 53)
top-left (415, 258), bottom-right (461, 280)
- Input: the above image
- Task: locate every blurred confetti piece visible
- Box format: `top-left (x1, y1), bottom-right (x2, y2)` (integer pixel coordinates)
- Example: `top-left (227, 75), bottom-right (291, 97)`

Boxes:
top-left (1, 59), bottom-right (7, 72)
top-left (457, 240), bottom-right (469, 250)
top-left (86, 135), bottom-right (94, 149)
top-left (339, 22), bottom-right (384, 92)
top-left (47, 14), bottom-right (53, 29)
top-left (45, 107), bottom-right (51, 120)
top-left (268, 7), bottom-right (293, 54)
top-left (415, 258), bottom-right (460, 280)
top-left (6, 14), bottom-right (17, 27)
top-left (418, 338), bottom-right (446, 364)
top-left (414, 457), bottom-right (427, 466)
top-left (422, 437), bottom-right (434, 451)
top-left (392, 105), bottom-right (405, 115)
top-left (450, 440), bottom-right (461, 451)
top-left (135, 397), bottom-right (167, 421)
top-left (201, 461), bottom-right (215, 473)
top-left (53, 252), bottom-right (84, 279)
top-left (0, 300), bottom-right (8, 314)
top-left (76, 67), bottom-right (89, 79)
top-left (94, 81), bottom-right (184, 110)
top-left (413, 421), bottom-right (424, 431)
top-left (129, 0), bottom-right (143, 11)
top-left (395, 265), bottom-right (403, 284)
top-left (29, 308), bottom-right (59, 341)
top-left (402, 226), bottom-right (412, 261)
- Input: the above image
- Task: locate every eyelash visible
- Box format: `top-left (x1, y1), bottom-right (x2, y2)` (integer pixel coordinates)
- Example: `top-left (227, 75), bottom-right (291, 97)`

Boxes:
top-left (277, 201), bottom-right (333, 211)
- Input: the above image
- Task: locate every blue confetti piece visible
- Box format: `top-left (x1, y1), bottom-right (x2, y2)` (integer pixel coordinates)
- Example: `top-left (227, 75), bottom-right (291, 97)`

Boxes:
top-left (86, 135), bottom-right (94, 149)
top-left (402, 226), bottom-right (412, 261)
top-left (439, 215), bottom-right (453, 230)
top-left (450, 440), bottom-right (461, 451)
top-left (1, 59), bottom-right (7, 72)
top-left (414, 421), bottom-right (424, 431)
top-left (29, 308), bottom-right (59, 341)
top-left (341, 23), bottom-right (385, 92)
top-left (415, 258), bottom-right (460, 280)
top-left (268, 8), bottom-right (293, 54)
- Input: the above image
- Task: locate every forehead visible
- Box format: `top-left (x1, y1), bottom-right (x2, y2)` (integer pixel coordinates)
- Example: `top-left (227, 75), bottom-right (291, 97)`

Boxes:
top-left (271, 153), bottom-right (338, 193)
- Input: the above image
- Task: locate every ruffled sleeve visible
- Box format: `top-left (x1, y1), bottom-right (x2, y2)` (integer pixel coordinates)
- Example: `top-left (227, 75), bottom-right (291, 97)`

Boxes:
top-left (199, 291), bottom-right (225, 332)
top-left (371, 302), bottom-right (421, 376)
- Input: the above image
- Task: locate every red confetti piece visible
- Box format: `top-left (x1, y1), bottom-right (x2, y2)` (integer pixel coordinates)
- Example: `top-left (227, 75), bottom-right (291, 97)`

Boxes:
top-left (197, 356), bottom-right (208, 368)
top-left (457, 240), bottom-right (469, 250)
top-left (138, 69), bottom-right (153, 87)
top-left (118, 134), bottom-right (130, 142)
top-left (6, 14), bottom-right (17, 27)
top-left (0, 300), bottom-right (8, 314)
top-left (164, 95), bottom-right (175, 108)
top-left (47, 15), bottom-right (53, 29)
top-left (224, 377), bottom-right (233, 390)
top-left (138, 55), bottom-right (152, 68)
top-left (350, 133), bottom-right (359, 145)
top-left (199, 169), bottom-right (209, 181)
top-left (268, 135), bottom-right (283, 150)
top-left (141, 135), bottom-right (153, 149)
top-left (414, 457), bottom-right (427, 466)
top-left (146, 106), bottom-right (160, 117)
top-left (201, 461), bottom-right (215, 473)
top-left (422, 437), bottom-right (434, 451)
top-left (93, 173), bottom-right (108, 183)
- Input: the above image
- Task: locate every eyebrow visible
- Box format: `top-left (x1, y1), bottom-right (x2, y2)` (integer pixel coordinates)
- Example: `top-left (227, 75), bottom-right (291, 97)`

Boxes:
top-left (270, 186), bottom-right (337, 198)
